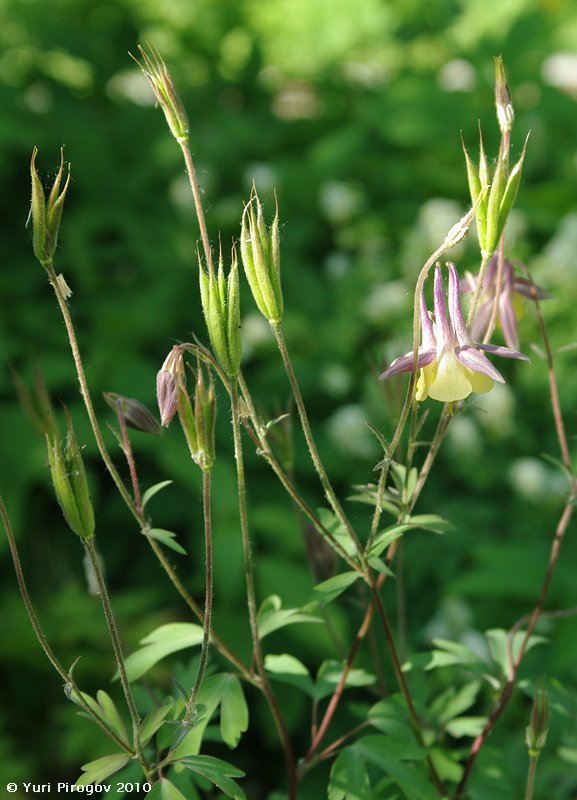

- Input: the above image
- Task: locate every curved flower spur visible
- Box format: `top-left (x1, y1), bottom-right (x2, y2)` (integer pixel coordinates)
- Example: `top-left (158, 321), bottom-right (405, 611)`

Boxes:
top-left (380, 263), bottom-right (529, 403)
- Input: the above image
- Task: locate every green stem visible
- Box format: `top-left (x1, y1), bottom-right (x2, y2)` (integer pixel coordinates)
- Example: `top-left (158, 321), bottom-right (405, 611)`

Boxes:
top-left (237, 372), bottom-right (359, 571)
top-left (116, 400), bottom-right (143, 514)
top-left (84, 538), bottom-right (151, 780)
top-left (43, 276), bottom-right (250, 682)
top-left (524, 755), bottom-right (539, 800)
top-left (44, 260), bottom-right (140, 524)
top-left (270, 322), bottom-right (364, 564)
top-left (367, 238), bottom-right (452, 552)
top-left (230, 381), bottom-right (297, 800)
top-left (179, 141), bottom-right (214, 272)
top-left (0, 498), bottom-right (132, 755)
top-left (183, 469), bottom-right (214, 725)
top-left (371, 585), bottom-right (445, 796)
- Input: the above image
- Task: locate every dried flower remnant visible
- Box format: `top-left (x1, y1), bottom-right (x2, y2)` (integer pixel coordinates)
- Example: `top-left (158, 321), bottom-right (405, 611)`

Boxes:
top-left (462, 256), bottom-right (549, 351)
top-left (103, 392), bottom-right (162, 436)
top-left (130, 44), bottom-right (189, 143)
top-left (380, 263), bottom-right (529, 403)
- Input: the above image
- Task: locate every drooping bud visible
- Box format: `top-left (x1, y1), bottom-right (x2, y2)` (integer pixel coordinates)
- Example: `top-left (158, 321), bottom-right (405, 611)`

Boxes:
top-left (240, 186), bottom-right (283, 323)
top-left (176, 359), bottom-right (216, 471)
top-left (198, 246), bottom-right (242, 378)
top-left (29, 148), bottom-right (71, 266)
top-left (46, 409), bottom-right (95, 540)
top-left (526, 681), bottom-right (549, 758)
top-left (156, 346), bottom-right (185, 426)
top-left (103, 392), bottom-right (162, 436)
top-left (131, 44), bottom-right (189, 144)
top-left (495, 55), bottom-right (514, 136)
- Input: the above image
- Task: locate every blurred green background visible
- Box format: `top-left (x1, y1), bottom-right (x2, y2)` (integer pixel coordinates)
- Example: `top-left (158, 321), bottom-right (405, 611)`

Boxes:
top-left (1, 0), bottom-right (577, 797)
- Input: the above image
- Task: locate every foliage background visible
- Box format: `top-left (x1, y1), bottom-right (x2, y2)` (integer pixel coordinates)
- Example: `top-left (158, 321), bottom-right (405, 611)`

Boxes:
top-left (1, 0), bottom-right (577, 797)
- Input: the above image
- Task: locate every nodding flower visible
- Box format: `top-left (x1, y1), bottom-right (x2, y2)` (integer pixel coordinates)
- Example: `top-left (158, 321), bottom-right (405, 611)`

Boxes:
top-left (156, 345), bottom-right (184, 427)
top-left (380, 263), bottom-right (529, 404)
top-left (462, 256), bottom-right (549, 351)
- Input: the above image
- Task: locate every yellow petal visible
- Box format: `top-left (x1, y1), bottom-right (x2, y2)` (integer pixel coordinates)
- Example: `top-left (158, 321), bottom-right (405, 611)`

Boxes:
top-left (465, 368), bottom-right (494, 395)
top-left (428, 351), bottom-right (472, 402)
top-left (415, 363), bottom-right (436, 401)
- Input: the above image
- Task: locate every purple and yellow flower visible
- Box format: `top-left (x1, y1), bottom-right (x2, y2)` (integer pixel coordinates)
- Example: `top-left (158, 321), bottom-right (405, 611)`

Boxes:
top-left (462, 255), bottom-right (549, 351)
top-left (380, 263), bottom-right (529, 403)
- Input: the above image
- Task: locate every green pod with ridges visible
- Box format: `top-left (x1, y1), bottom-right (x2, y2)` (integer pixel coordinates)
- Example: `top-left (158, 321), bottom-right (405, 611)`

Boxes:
top-left (64, 411), bottom-right (95, 540)
top-left (497, 133), bottom-right (529, 240)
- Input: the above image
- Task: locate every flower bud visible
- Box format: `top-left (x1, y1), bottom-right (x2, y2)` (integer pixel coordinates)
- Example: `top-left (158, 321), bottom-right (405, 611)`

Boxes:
top-left (131, 44), bottom-right (189, 143)
top-left (495, 55), bottom-right (514, 136)
top-left (103, 392), bottom-right (162, 436)
top-left (156, 346), bottom-right (184, 426)
top-left (240, 187), bottom-right (283, 323)
top-left (46, 409), bottom-right (95, 540)
top-left (199, 247), bottom-right (242, 378)
top-left (526, 681), bottom-right (549, 757)
top-left (30, 148), bottom-right (71, 266)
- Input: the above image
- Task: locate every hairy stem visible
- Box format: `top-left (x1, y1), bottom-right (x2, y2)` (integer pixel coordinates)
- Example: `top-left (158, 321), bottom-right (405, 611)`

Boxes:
top-left (183, 469), bottom-right (214, 725)
top-left (44, 261), bottom-right (140, 524)
top-left (371, 584), bottom-right (445, 796)
top-left (116, 400), bottom-right (142, 514)
top-left (84, 538), bottom-right (150, 779)
top-left (0, 498), bottom-right (132, 754)
top-left (455, 277), bottom-right (576, 797)
top-left (524, 755), bottom-right (539, 800)
top-left (368, 237), bottom-right (455, 551)
top-left (237, 372), bottom-right (359, 570)
top-left (230, 382), bottom-right (297, 799)
top-left (179, 141), bottom-right (214, 273)
top-left (271, 322), bottom-right (364, 564)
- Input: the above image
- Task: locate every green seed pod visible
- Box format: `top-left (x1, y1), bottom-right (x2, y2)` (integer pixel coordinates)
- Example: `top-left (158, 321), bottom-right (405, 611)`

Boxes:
top-left (194, 361), bottom-right (216, 471)
top-left (46, 410), bottom-right (95, 541)
top-left (240, 187), bottom-right (283, 323)
top-left (526, 680), bottom-right (549, 757)
top-left (199, 247), bottom-right (241, 378)
top-left (496, 133), bottom-right (529, 240)
top-left (484, 146), bottom-right (509, 257)
top-left (30, 148), bottom-right (71, 266)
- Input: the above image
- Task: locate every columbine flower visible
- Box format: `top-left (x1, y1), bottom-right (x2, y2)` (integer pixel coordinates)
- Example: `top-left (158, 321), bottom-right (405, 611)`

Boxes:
top-left (380, 263), bottom-right (529, 403)
top-left (462, 255), bottom-right (549, 351)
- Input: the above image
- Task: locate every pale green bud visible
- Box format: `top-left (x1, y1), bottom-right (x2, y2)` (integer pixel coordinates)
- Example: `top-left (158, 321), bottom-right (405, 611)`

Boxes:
top-left (495, 55), bottom-right (515, 136)
top-left (240, 187), bottom-right (283, 323)
top-left (46, 409), bottom-right (95, 540)
top-left (30, 148), bottom-right (71, 266)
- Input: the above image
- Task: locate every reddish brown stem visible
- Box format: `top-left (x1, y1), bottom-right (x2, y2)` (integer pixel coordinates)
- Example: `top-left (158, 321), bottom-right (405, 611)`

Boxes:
top-left (455, 268), bottom-right (576, 799)
top-left (116, 400), bottom-right (142, 514)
